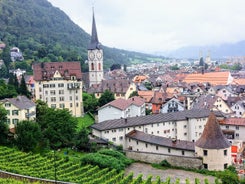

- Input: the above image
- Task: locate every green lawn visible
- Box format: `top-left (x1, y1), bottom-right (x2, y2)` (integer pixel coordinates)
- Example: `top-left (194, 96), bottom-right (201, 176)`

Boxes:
top-left (76, 113), bottom-right (95, 131)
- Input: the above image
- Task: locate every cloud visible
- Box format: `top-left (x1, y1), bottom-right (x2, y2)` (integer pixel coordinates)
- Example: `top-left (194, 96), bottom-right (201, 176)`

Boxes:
top-left (48, 0), bottom-right (245, 53)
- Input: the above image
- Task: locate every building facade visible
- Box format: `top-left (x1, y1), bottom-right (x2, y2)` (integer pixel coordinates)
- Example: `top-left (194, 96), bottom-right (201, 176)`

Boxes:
top-left (98, 96), bottom-right (145, 123)
top-left (0, 96), bottom-right (36, 129)
top-left (33, 62), bottom-right (83, 117)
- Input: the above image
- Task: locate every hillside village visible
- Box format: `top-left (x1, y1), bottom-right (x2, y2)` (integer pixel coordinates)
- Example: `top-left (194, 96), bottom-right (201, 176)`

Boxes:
top-left (1, 6), bottom-right (245, 184)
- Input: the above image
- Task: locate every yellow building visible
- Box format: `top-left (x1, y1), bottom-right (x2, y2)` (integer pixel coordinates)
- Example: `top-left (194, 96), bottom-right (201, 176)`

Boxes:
top-left (0, 96), bottom-right (36, 129)
top-left (33, 62), bottom-right (83, 117)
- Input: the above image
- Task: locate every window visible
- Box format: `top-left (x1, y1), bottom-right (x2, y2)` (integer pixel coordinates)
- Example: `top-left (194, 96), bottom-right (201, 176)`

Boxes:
top-left (45, 91), bottom-right (48, 95)
top-left (69, 96), bottom-right (72, 101)
top-left (91, 63), bottom-right (94, 70)
top-left (50, 84), bottom-right (55, 88)
top-left (184, 132), bottom-right (187, 136)
top-left (136, 141), bottom-right (138, 145)
top-left (182, 151), bottom-right (185, 155)
top-left (119, 128), bottom-right (123, 132)
top-left (119, 136), bottom-right (123, 140)
top-left (129, 138), bottom-right (131, 142)
top-left (224, 150), bottom-right (227, 156)
top-left (50, 90), bottom-right (56, 95)
top-left (168, 148), bottom-right (171, 153)
top-left (184, 125), bottom-right (187, 128)
top-left (76, 96), bottom-right (78, 100)
top-left (59, 90), bottom-right (64, 94)
top-left (236, 133), bottom-right (239, 137)
top-left (225, 125), bottom-right (229, 129)
top-left (6, 110), bottom-right (10, 115)
top-left (224, 163), bottom-right (228, 169)
top-left (156, 146), bottom-right (158, 150)
top-left (51, 104), bottom-right (56, 108)
top-left (236, 126), bottom-right (239, 130)
top-left (70, 103), bottom-right (73, 107)
top-left (203, 150), bottom-right (208, 156)
top-left (12, 119), bottom-right (19, 125)
top-left (12, 110), bottom-right (19, 116)
top-left (112, 138), bottom-right (116, 142)
top-left (145, 143), bottom-right (148, 148)
top-left (59, 97), bottom-right (64, 101)
top-left (51, 97), bottom-right (56, 102)
top-left (76, 103), bottom-right (79, 107)
top-left (59, 104), bottom-right (65, 108)
top-left (203, 164), bottom-right (208, 169)
top-left (5, 103), bottom-right (11, 107)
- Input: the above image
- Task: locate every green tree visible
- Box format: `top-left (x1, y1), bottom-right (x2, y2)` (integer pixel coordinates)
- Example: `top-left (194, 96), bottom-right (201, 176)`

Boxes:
top-left (36, 102), bottom-right (78, 149)
top-left (83, 92), bottom-right (98, 113)
top-left (19, 74), bottom-right (31, 98)
top-left (98, 90), bottom-right (115, 107)
top-left (15, 120), bottom-right (42, 152)
top-left (0, 64), bottom-right (8, 78)
top-left (75, 127), bottom-right (90, 151)
top-left (0, 105), bottom-right (8, 145)
top-left (129, 91), bottom-right (138, 98)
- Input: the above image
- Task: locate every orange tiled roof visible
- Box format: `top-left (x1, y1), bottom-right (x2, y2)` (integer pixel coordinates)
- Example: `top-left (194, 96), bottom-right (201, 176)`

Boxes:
top-left (138, 91), bottom-right (154, 103)
top-left (183, 72), bottom-right (231, 85)
top-left (232, 78), bottom-right (245, 85)
top-left (133, 75), bottom-right (148, 83)
top-left (220, 117), bottom-right (245, 126)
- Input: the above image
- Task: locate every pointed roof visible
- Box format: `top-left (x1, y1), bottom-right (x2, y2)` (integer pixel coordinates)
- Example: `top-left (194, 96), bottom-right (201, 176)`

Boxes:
top-left (88, 9), bottom-right (101, 50)
top-left (195, 112), bottom-right (231, 149)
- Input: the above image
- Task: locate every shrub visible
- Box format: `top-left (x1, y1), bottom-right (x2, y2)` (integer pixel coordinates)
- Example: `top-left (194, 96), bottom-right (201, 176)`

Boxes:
top-left (160, 159), bottom-right (171, 167)
top-left (81, 149), bottom-right (133, 171)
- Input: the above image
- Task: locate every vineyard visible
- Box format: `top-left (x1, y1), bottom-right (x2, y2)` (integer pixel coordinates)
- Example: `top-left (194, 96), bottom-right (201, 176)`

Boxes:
top-left (0, 146), bottom-right (218, 184)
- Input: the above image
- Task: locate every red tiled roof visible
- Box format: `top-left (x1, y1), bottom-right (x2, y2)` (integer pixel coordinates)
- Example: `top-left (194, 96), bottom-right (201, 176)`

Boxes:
top-left (33, 62), bottom-right (82, 81)
top-left (101, 96), bottom-right (145, 110)
top-left (220, 117), bottom-right (245, 126)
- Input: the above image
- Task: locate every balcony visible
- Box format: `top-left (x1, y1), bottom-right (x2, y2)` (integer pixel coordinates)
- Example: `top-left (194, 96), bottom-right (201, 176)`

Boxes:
top-left (67, 83), bottom-right (80, 90)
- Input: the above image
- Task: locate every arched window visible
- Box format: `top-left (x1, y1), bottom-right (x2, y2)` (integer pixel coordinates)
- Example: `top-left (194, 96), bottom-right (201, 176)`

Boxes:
top-left (91, 63), bottom-right (94, 70)
top-left (98, 63), bottom-right (101, 71)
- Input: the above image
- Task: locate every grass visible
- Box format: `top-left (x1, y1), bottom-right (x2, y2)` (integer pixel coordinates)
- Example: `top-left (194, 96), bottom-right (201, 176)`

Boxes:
top-left (76, 113), bottom-right (94, 131)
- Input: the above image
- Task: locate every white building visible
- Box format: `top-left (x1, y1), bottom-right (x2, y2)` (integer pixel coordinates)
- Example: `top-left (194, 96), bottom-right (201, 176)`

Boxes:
top-left (126, 130), bottom-right (195, 157)
top-left (91, 109), bottom-right (224, 148)
top-left (230, 100), bottom-right (245, 117)
top-left (98, 96), bottom-right (145, 123)
top-left (161, 98), bottom-right (185, 113)
top-left (195, 112), bottom-right (232, 171)
top-left (33, 62), bottom-right (83, 117)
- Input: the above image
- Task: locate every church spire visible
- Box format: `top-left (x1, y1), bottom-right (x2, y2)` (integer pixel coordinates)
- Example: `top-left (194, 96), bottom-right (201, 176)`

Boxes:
top-left (88, 8), bottom-right (101, 50)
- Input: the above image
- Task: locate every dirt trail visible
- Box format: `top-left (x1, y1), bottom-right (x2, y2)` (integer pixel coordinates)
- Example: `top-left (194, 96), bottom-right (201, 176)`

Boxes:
top-left (125, 162), bottom-right (216, 184)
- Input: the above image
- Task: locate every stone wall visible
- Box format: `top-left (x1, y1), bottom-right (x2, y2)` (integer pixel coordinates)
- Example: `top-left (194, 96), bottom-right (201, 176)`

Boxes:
top-left (0, 170), bottom-right (73, 184)
top-left (126, 151), bottom-right (203, 169)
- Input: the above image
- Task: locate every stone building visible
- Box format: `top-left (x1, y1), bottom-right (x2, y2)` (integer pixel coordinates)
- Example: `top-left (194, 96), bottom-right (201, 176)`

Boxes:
top-left (195, 112), bottom-right (232, 171)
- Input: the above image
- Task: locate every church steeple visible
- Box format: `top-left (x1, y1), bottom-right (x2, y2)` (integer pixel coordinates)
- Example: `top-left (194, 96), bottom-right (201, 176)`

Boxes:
top-left (88, 9), bottom-right (101, 50)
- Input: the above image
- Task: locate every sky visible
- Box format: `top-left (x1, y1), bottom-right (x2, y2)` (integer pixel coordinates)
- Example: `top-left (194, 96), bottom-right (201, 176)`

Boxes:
top-left (47, 0), bottom-right (245, 54)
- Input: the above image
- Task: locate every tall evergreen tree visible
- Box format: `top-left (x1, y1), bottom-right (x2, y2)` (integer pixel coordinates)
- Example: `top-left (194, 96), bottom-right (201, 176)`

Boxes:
top-left (0, 105), bottom-right (8, 145)
top-left (19, 74), bottom-right (31, 98)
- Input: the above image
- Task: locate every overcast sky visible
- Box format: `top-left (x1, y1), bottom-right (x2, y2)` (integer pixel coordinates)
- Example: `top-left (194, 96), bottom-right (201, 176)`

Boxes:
top-left (47, 0), bottom-right (245, 54)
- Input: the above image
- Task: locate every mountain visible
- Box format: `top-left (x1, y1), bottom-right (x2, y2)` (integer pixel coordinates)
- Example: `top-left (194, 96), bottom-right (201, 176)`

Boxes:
top-left (0, 0), bottom-right (160, 72)
top-left (163, 40), bottom-right (245, 59)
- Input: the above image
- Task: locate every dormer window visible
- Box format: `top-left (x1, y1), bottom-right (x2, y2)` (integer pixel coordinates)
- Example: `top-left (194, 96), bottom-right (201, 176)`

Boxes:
top-left (71, 76), bottom-right (76, 80)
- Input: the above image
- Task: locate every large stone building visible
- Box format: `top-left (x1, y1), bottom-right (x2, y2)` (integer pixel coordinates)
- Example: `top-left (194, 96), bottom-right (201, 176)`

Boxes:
top-left (195, 112), bottom-right (232, 171)
top-left (33, 62), bottom-right (83, 117)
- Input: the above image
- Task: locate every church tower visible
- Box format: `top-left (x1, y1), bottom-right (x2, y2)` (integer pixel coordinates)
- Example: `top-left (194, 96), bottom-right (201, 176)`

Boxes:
top-left (88, 9), bottom-right (104, 87)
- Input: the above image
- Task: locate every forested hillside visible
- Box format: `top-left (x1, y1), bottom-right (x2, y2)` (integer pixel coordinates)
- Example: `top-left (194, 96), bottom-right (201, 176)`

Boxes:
top-left (0, 0), bottom-right (161, 75)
